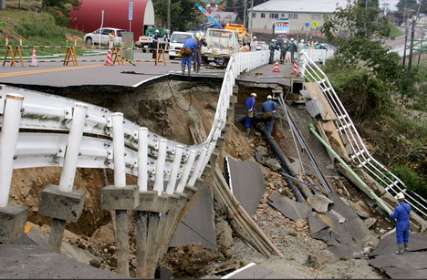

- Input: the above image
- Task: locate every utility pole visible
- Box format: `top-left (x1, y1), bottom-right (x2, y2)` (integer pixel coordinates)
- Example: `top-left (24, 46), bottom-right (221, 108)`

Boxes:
top-left (250, 0), bottom-right (254, 33)
top-left (407, 3), bottom-right (421, 73)
top-left (0, 0), bottom-right (5, 10)
top-left (243, 0), bottom-right (247, 28)
top-left (402, 0), bottom-right (408, 67)
top-left (167, 0), bottom-right (171, 32)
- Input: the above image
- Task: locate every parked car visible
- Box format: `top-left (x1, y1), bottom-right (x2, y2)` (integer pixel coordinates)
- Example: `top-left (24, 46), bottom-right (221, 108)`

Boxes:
top-left (84, 27), bottom-right (125, 46)
top-left (168, 31), bottom-right (195, 60)
top-left (253, 40), bottom-right (269, 51)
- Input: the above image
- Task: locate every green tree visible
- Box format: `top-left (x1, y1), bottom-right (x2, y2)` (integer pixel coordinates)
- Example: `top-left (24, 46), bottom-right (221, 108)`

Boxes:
top-left (225, 0), bottom-right (234, 12)
top-left (152, 0), bottom-right (201, 31)
top-left (322, 1), bottom-right (405, 115)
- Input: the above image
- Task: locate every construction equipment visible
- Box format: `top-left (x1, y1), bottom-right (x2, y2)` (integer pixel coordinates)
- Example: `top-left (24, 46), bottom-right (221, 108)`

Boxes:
top-left (195, 2), bottom-right (223, 29)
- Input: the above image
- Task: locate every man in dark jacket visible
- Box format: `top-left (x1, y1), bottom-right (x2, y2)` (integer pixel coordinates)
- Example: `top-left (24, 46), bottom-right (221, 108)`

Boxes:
top-left (391, 192), bottom-right (411, 254)
top-left (287, 38), bottom-right (298, 63)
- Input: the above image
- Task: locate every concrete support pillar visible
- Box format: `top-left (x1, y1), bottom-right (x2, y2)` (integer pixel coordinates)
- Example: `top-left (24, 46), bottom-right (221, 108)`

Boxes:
top-left (101, 112), bottom-right (139, 276)
top-left (0, 94), bottom-right (28, 244)
top-left (39, 103), bottom-right (87, 252)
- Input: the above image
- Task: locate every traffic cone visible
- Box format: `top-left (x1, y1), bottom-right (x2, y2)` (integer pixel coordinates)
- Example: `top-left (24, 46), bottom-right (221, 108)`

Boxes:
top-left (104, 49), bottom-right (113, 66)
top-left (272, 62), bottom-right (280, 73)
top-left (29, 48), bottom-right (38, 67)
top-left (292, 61), bottom-right (300, 76)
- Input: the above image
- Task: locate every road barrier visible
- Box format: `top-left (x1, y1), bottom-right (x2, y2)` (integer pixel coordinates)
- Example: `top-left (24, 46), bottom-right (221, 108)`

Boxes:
top-left (0, 50), bottom-right (270, 206)
top-left (300, 51), bottom-right (427, 220)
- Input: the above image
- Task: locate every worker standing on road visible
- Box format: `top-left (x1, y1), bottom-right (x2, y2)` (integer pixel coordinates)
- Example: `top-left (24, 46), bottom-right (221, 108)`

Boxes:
top-left (269, 39), bottom-right (278, 64)
top-left (181, 36), bottom-right (197, 76)
top-left (261, 95), bottom-right (278, 136)
top-left (287, 38), bottom-right (298, 63)
top-left (391, 193), bottom-right (411, 255)
top-left (280, 39), bottom-right (289, 64)
top-left (244, 93), bottom-right (257, 137)
top-left (193, 33), bottom-right (207, 73)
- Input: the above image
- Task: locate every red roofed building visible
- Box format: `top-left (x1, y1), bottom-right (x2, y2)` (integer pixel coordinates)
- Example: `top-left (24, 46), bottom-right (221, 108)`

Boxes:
top-left (70, 0), bottom-right (155, 40)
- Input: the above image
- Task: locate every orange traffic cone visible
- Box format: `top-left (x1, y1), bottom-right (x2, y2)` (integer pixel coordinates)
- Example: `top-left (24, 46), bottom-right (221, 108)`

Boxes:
top-left (272, 62), bottom-right (280, 73)
top-left (104, 49), bottom-right (113, 66)
top-left (29, 48), bottom-right (38, 67)
top-left (292, 61), bottom-right (300, 76)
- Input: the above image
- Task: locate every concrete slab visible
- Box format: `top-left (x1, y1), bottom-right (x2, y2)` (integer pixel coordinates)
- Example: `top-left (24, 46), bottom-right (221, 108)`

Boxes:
top-left (0, 204), bottom-right (28, 243)
top-left (229, 264), bottom-right (275, 279)
top-left (268, 192), bottom-right (311, 221)
top-left (226, 157), bottom-right (265, 216)
top-left (170, 182), bottom-right (217, 249)
top-left (236, 64), bottom-right (294, 87)
top-left (369, 251), bottom-right (427, 279)
top-left (0, 244), bottom-right (128, 279)
top-left (370, 232), bottom-right (427, 257)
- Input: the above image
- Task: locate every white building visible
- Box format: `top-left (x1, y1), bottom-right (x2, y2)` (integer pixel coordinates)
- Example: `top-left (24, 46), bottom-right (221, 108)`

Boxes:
top-left (248, 0), bottom-right (349, 35)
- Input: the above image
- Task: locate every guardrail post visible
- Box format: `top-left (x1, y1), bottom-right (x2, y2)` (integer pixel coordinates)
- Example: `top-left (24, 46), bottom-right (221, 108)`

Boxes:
top-left (0, 94), bottom-right (28, 244)
top-left (39, 103), bottom-right (87, 252)
top-left (101, 112), bottom-right (138, 276)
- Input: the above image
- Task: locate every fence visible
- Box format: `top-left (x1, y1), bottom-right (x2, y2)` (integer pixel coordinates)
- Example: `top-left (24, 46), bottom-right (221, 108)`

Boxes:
top-left (0, 50), bottom-right (270, 207)
top-left (300, 51), bottom-right (427, 220)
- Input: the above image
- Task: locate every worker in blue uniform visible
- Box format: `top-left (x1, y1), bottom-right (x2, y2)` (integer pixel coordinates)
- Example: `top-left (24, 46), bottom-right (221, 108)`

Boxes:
top-left (261, 95), bottom-right (278, 136)
top-left (244, 93), bottom-right (257, 137)
top-left (391, 192), bottom-right (411, 254)
top-left (181, 37), bottom-right (198, 76)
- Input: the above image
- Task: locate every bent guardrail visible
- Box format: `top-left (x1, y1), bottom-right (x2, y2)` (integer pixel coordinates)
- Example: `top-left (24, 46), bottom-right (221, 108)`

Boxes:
top-left (0, 50), bottom-right (270, 207)
top-left (300, 52), bottom-right (427, 220)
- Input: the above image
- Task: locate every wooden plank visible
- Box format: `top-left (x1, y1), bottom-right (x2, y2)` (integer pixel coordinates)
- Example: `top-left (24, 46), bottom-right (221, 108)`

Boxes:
top-left (304, 82), bottom-right (337, 121)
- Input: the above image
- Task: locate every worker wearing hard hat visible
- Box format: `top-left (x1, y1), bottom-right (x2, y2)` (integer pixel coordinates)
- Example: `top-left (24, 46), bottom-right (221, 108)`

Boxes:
top-left (261, 95), bottom-right (278, 136)
top-left (193, 32), bottom-right (207, 73)
top-left (244, 93), bottom-right (257, 137)
top-left (391, 192), bottom-right (411, 254)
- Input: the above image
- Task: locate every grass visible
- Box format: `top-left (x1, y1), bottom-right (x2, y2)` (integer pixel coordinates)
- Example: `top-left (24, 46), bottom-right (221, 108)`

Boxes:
top-left (0, 9), bottom-right (85, 56)
top-left (388, 23), bottom-right (403, 39)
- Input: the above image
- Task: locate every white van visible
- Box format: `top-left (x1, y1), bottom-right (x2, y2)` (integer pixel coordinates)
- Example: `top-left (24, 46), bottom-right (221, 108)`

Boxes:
top-left (168, 31), bottom-right (195, 59)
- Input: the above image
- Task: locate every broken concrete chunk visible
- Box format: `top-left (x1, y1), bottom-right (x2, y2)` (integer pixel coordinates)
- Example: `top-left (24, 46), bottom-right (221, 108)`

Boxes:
top-left (263, 158), bottom-right (282, 172)
top-left (351, 200), bottom-right (371, 219)
top-left (329, 209), bottom-right (346, 224)
top-left (268, 192), bottom-right (311, 221)
top-left (307, 194), bottom-right (333, 213)
top-left (363, 218), bottom-right (377, 229)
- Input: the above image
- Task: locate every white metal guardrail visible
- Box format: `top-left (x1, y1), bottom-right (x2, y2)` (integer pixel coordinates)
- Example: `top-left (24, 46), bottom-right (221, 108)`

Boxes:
top-left (300, 52), bottom-right (427, 220)
top-left (0, 50), bottom-right (270, 207)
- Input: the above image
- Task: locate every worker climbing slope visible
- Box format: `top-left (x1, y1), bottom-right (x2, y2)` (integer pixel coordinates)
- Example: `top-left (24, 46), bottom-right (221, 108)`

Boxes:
top-left (391, 193), bottom-right (411, 255)
top-left (181, 36), bottom-right (198, 76)
top-left (261, 95), bottom-right (278, 136)
top-left (244, 93), bottom-right (257, 137)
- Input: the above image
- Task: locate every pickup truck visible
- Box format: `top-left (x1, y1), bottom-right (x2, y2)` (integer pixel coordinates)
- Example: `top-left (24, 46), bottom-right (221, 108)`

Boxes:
top-left (135, 35), bottom-right (154, 52)
top-left (201, 28), bottom-right (240, 67)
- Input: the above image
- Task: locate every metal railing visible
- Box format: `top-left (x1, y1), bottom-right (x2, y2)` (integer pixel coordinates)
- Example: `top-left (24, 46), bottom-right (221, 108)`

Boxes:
top-left (0, 50), bottom-right (270, 207)
top-left (300, 51), bottom-right (427, 220)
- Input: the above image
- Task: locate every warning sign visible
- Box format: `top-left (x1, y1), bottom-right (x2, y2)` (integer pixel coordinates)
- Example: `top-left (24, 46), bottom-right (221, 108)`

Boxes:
top-left (274, 18), bottom-right (289, 34)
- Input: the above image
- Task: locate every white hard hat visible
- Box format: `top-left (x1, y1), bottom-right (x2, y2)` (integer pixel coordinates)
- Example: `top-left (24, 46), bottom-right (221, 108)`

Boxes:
top-left (291, 38), bottom-right (294, 41)
top-left (267, 95), bottom-right (272, 99)
top-left (396, 193), bottom-right (405, 200)
top-left (155, 29), bottom-right (159, 32)
top-left (251, 92), bottom-right (257, 97)
top-left (301, 39), bottom-right (305, 43)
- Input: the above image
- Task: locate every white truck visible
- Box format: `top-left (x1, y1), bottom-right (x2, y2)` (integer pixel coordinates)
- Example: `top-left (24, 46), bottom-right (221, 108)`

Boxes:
top-left (168, 31), bottom-right (195, 59)
top-left (201, 28), bottom-right (240, 66)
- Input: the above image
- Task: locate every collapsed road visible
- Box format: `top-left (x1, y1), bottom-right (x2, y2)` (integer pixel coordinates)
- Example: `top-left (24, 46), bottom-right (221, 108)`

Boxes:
top-left (0, 49), bottom-right (426, 279)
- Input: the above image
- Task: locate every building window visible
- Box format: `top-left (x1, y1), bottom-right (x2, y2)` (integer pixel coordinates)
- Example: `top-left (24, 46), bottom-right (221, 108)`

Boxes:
top-left (289, 13), bottom-right (298, 19)
top-left (281, 13), bottom-right (286, 18)
top-left (261, 13), bottom-right (265, 18)
top-left (311, 13), bottom-right (322, 20)
top-left (270, 13), bottom-right (279, 19)
top-left (252, 12), bottom-right (256, 18)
